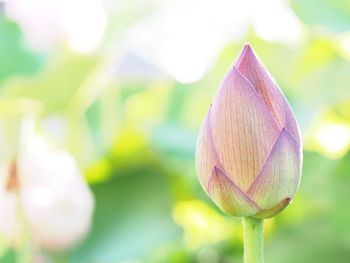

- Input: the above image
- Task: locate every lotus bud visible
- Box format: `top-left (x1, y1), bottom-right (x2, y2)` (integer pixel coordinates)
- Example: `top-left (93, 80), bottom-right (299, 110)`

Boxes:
top-left (196, 44), bottom-right (302, 219)
top-left (19, 146), bottom-right (94, 250)
top-left (0, 138), bottom-right (94, 251)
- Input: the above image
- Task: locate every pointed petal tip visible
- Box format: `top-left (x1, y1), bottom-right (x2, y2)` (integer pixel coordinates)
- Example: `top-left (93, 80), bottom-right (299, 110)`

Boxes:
top-left (242, 43), bottom-right (253, 52)
top-left (230, 66), bottom-right (240, 75)
top-left (223, 66), bottom-right (257, 93)
top-left (242, 43), bottom-right (256, 55)
top-left (207, 166), bottom-right (261, 216)
top-left (234, 43), bottom-right (258, 68)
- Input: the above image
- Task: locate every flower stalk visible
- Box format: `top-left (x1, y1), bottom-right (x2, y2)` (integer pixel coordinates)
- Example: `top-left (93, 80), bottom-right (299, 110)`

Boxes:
top-left (243, 217), bottom-right (264, 263)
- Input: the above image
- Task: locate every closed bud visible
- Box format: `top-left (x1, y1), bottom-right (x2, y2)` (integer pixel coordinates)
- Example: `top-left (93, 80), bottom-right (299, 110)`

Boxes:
top-left (196, 44), bottom-right (302, 218)
top-left (0, 138), bottom-right (94, 251)
top-left (19, 146), bottom-right (94, 250)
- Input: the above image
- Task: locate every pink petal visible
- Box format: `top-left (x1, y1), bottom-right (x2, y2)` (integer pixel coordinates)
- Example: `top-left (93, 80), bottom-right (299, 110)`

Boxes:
top-left (195, 110), bottom-right (221, 193)
top-left (208, 166), bottom-right (260, 216)
top-left (284, 102), bottom-right (302, 146)
top-left (235, 44), bottom-right (301, 145)
top-left (210, 68), bottom-right (280, 190)
top-left (247, 129), bottom-right (302, 208)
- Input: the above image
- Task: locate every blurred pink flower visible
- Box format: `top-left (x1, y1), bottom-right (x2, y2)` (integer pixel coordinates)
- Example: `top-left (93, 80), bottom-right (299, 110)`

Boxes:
top-left (196, 44), bottom-right (302, 218)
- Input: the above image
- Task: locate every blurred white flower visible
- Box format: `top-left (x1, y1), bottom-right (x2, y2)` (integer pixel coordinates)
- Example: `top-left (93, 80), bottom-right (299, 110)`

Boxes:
top-left (0, 138), bottom-right (94, 251)
top-left (5, 0), bottom-right (107, 54)
top-left (20, 147), bottom-right (95, 250)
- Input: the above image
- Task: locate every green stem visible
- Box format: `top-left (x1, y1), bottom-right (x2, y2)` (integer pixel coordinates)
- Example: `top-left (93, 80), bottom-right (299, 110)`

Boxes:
top-left (242, 217), bottom-right (264, 263)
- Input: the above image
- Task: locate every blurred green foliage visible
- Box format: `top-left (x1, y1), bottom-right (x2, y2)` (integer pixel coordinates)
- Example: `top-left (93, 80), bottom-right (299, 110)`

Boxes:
top-left (292, 0), bottom-right (350, 31)
top-left (0, 0), bottom-right (350, 262)
top-left (0, 16), bottom-right (42, 84)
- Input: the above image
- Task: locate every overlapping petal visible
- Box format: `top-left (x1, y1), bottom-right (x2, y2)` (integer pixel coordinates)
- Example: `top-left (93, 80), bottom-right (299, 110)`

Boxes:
top-left (254, 198), bottom-right (291, 219)
top-left (210, 68), bottom-right (280, 190)
top-left (247, 129), bottom-right (301, 208)
top-left (235, 44), bottom-right (301, 145)
top-left (284, 103), bottom-right (302, 146)
top-left (208, 166), bottom-right (260, 216)
top-left (195, 110), bottom-right (221, 193)
top-left (195, 44), bottom-right (302, 218)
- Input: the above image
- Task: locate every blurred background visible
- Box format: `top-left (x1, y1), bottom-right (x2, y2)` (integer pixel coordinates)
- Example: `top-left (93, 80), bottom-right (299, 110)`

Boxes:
top-left (0, 0), bottom-right (349, 262)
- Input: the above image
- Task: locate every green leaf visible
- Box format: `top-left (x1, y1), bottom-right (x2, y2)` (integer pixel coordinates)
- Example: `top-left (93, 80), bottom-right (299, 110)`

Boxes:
top-left (68, 167), bottom-right (181, 262)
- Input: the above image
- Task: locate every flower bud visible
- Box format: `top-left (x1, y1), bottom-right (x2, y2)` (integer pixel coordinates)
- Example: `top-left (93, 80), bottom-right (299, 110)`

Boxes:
top-left (19, 146), bottom-right (94, 250)
top-left (0, 138), bottom-right (94, 251)
top-left (196, 44), bottom-right (302, 218)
